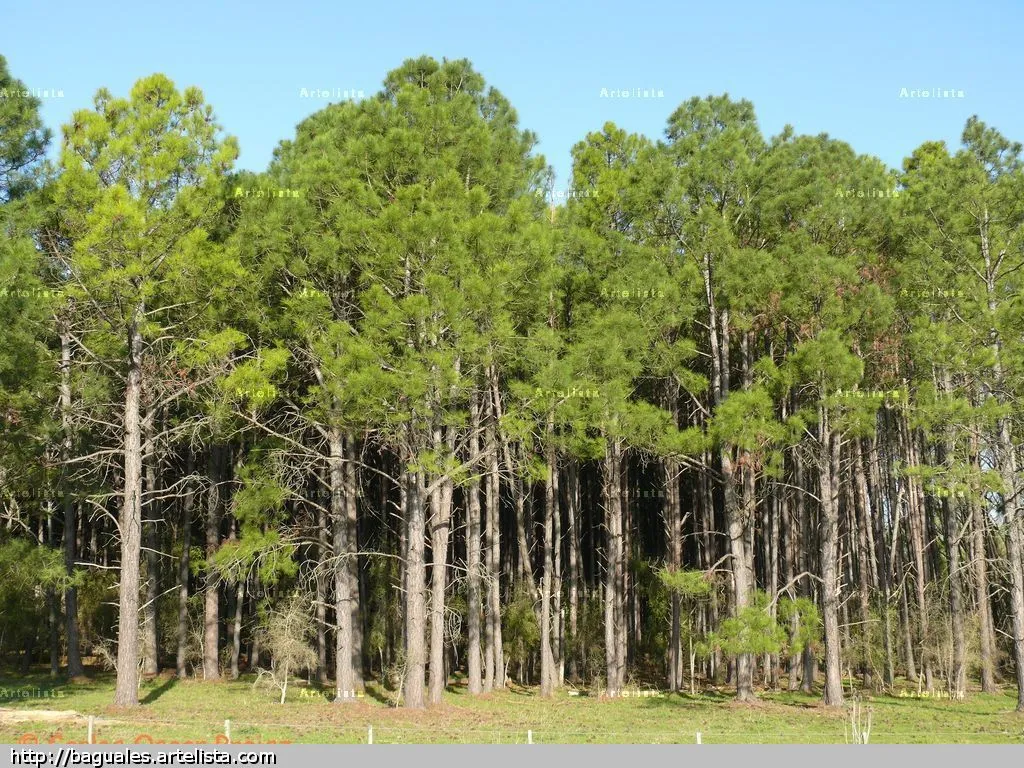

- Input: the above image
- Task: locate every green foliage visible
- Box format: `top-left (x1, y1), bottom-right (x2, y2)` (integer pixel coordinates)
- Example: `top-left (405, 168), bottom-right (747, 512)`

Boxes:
top-left (710, 590), bottom-right (787, 657)
top-left (502, 584), bottom-right (540, 671)
top-left (658, 567), bottom-right (712, 599)
top-left (0, 538), bottom-right (71, 650)
top-left (778, 596), bottom-right (822, 657)
top-left (0, 55), bottom-right (50, 203)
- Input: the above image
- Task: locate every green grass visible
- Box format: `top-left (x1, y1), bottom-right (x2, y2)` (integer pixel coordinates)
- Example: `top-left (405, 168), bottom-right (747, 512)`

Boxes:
top-left (1, 670), bottom-right (1022, 744)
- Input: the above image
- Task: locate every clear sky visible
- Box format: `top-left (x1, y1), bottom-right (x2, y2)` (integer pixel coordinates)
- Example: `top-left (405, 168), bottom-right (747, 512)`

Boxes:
top-left (4, 0), bottom-right (1021, 188)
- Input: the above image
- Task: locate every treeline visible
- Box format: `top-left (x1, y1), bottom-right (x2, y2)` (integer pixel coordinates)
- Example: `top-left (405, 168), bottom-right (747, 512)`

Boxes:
top-left (1, 54), bottom-right (1023, 712)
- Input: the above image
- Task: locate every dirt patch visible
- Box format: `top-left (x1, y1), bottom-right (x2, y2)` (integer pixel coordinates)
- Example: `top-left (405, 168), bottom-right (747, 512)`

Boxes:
top-left (0, 710), bottom-right (84, 725)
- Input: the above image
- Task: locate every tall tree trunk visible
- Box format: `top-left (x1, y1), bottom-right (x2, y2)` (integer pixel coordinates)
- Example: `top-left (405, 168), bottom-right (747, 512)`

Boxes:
top-left (936, 368), bottom-right (966, 698)
top-left (315, 489), bottom-right (329, 685)
top-left (428, 426), bottom-right (453, 705)
top-left (60, 331), bottom-right (85, 679)
top-left (903, 416), bottom-right (933, 691)
top-left (540, 427), bottom-right (557, 697)
top-left (602, 438), bottom-right (626, 696)
top-left (723, 442), bottom-right (754, 701)
top-left (943, 492), bottom-right (966, 697)
top-left (113, 316), bottom-right (144, 707)
top-left (797, 452), bottom-right (816, 693)
top-left (345, 435), bottom-right (363, 688)
top-left (970, 473), bottom-right (996, 693)
top-left (331, 429), bottom-right (355, 704)
top-left (403, 447), bottom-right (427, 709)
top-left (768, 480), bottom-right (781, 689)
top-left (202, 447), bottom-right (222, 681)
top-left (553, 458), bottom-right (564, 687)
top-left (176, 455), bottom-right (194, 678)
top-left (48, 586), bottom-right (59, 678)
top-left (486, 368), bottom-right (505, 689)
top-left (566, 460), bottom-right (581, 681)
top-left (995, 409), bottom-right (1024, 710)
top-left (867, 434), bottom-right (895, 688)
top-left (666, 455), bottom-right (682, 691)
top-left (982, 215), bottom-right (1024, 710)
top-left (467, 391), bottom-right (483, 694)
top-left (142, 409), bottom-right (160, 677)
top-left (852, 438), bottom-right (873, 689)
top-left (819, 408), bottom-right (843, 707)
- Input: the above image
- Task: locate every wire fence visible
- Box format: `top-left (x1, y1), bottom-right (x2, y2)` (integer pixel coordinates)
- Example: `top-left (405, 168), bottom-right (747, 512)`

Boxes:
top-left (7, 714), bottom-right (1023, 745)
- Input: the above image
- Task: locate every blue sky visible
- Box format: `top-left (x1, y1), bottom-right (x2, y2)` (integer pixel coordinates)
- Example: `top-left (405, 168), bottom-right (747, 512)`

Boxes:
top-left (4, 0), bottom-right (1021, 188)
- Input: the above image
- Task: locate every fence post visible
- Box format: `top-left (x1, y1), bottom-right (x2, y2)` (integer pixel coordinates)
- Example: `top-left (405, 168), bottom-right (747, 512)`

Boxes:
top-left (527, 730), bottom-right (533, 744)
top-left (368, 726), bottom-right (373, 745)
top-left (696, 731), bottom-right (702, 744)
top-left (87, 716), bottom-right (94, 745)
top-left (224, 719), bottom-right (231, 744)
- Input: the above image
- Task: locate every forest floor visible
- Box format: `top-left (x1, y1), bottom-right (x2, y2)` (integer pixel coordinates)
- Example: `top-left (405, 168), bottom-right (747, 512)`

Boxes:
top-left (1, 669), bottom-right (1022, 744)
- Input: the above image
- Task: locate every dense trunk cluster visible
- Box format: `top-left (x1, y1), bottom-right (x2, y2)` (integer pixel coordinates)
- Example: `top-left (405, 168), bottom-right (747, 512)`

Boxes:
top-left (2, 55), bottom-right (1024, 714)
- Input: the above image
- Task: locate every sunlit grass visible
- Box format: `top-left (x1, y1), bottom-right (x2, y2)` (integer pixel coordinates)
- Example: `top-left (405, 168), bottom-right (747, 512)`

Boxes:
top-left (1, 668), bottom-right (1022, 744)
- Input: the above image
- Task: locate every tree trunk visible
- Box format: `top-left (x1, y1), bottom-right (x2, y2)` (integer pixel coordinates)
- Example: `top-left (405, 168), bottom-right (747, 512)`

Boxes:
top-left (202, 447), bottom-right (222, 681)
top-left (231, 576), bottom-right (243, 680)
top-left (467, 392), bottom-right (483, 694)
top-left (666, 455), bottom-right (682, 691)
top-left (553, 458), bottom-right (564, 687)
top-left (428, 426), bottom-right (453, 705)
top-left (60, 331), bottom-right (85, 679)
top-left (345, 435), bottom-right (363, 688)
top-left (903, 416), bottom-right (933, 691)
top-left (970, 479), bottom-right (996, 693)
top-left (723, 443), bottom-right (754, 701)
top-left (996, 410), bottom-right (1024, 711)
top-left (867, 434), bottom-right (895, 688)
top-left (176, 456), bottom-right (194, 678)
top-left (113, 316), bottom-right (144, 707)
top-left (566, 460), bottom-right (581, 681)
top-left (935, 370), bottom-right (965, 698)
top-left (486, 369), bottom-right (505, 689)
top-left (403, 454), bottom-right (427, 709)
top-left (540, 439), bottom-right (556, 697)
top-left (331, 429), bottom-right (355, 704)
top-left (852, 438), bottom-right (873, 689)
top-left (316, 490), bottom-right (329, 685)
top-left (819, 409), bottom-right (843, 707)
top-left (142, 409), bottom-right (160, 677)
top-left (602, 439), bottom-right (625, 696)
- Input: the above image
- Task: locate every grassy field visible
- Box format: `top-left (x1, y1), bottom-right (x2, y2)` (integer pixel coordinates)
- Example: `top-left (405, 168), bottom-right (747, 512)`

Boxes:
top-left (1, 669), bottom-right (1023, 744)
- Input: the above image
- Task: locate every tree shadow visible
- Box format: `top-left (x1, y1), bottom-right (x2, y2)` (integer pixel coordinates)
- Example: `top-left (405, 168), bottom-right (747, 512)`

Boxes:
top-left (363, 684), bottom-right (395, 706)
top-left (140, 676), bottom-right (176, 705)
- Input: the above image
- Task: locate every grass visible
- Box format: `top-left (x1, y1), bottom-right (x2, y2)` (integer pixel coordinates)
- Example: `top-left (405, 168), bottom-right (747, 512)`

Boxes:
top-left (1, 668), bottom-right (1022, 744)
